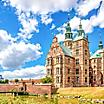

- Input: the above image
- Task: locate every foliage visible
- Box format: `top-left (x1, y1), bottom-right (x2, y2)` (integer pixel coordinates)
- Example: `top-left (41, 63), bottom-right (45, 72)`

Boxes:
top-left (5, 79), bottom-right (9, 83)
top-left (14, 79), bottom-right (19, 83)
top-left (0, 79), bottom-right (9, 84)
top-left (41, 76), bottom-right (52, 83)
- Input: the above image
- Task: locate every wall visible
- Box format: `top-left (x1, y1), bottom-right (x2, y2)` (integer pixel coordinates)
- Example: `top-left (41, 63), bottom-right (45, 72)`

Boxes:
top-left (26, 84), bottom-right (53, 98)
top-left (0, 84), bottom-right (18, 92)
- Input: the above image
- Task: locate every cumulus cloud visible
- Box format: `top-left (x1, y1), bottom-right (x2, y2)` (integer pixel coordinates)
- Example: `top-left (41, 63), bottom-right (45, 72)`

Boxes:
top-left (3, 0), bottom-right (77, 40)
top-left (69, 1), bottom-right (104, 33)
top-left (91, 1), bottom-right (104, 28)
top-left (0, 65), bottom-right (46, 79)
top-left (5, 0), bottom-right (77, 14)
top-left (18, 18), bottom-right (39, 40)
top-left (0, 30), bottom-right (11, 51)
top-left (0, 30), bottom-right (42, 70)
top-left (56, 33), bottom-right (65, 42)
top-left (69, 16), bottom-right (93, 33)
top-left (75, 0), bottom-right (104, 32)
top-left (50, 24), bottom-right (56, 30)
top-left (41, 14), bottom-right (53, 25)
top-left (76, 0), bottom-right (102, 16)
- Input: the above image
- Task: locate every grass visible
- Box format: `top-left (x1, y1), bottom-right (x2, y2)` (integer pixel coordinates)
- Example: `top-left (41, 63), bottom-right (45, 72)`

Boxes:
top-left (57, 87), bottom-right (104, 99)
top-left (0, 94), bottom-right (80, 104)
top-left (0, 87), bottom-right (104, 104)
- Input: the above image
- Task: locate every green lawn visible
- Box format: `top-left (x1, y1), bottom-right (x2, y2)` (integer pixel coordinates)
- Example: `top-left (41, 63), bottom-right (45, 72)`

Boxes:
top-left (57, 87), bottom-right (104, 99)
top-left (0, 87), bottom-right (104, 104)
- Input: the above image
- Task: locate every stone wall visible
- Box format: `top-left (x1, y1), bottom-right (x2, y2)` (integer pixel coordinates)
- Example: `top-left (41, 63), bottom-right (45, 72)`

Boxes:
top-left (26, 84), bottom-right (54, 98)
top-left (0, 83), bottom-right (54, 98)
top-left (0, 84), bottom-right (18, 92)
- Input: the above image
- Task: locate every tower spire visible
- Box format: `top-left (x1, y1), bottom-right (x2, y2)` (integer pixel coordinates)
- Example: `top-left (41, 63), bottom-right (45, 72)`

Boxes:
top-left (77, 19), bottom-right (85, 37)
top-left (98, 35), bottom-right (103, 49)
top-left (65, 21), bottom-right (73, 40)
top-left (79, 19), bottom-right (82, 29)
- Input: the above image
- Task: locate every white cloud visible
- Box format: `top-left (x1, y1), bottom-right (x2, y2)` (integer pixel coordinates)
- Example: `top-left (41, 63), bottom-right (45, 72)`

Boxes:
top-left (50, 24), bottom-right (56, 30)
top-left (69, 16), bottom-right (93, 33)
top-left (5, 0), bottom-right (77, 14)
top-left (56, 23), bottom-right (66, 42)
top-left (18, 18), bottom-right (39, 40)
top-left (56, 33), bottom-right (65, 42)
top-left (0, 30), bottom-right (42, 70)
top-left (0, 30), bottom-right (11, 51)
top-left (70, 16), bottom-right (80, 30)
top-left (3, 0), bottom-right (77, 40)
top-left (0, 65), bottom-right (46, 79)
top-left (74, 0), bottom-right (104, 33)
top-left (41, 15), bottom-right (52, 25)
top-left (76, 0), bottom-right (102, 16)
top-left (91, 1), bottom-right (104, 28)
top-left (19, 18), bottom-right (39, 34)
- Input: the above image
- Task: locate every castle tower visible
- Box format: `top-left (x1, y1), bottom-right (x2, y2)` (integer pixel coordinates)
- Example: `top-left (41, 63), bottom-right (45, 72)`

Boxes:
top-left (98, 40), bottom-right (103, 50)
top-left (98, 40), bottom-right (104, 85)
top-left (72, 20), bottom-right (90, 86)
top-left (90, 39), bottom-right (104, 86)
top-left (64, 22), bottom-right (73, 49)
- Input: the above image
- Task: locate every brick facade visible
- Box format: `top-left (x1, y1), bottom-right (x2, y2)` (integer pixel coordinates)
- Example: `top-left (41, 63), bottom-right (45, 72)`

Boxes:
top-left (45, 21), bottom-right (104, 88)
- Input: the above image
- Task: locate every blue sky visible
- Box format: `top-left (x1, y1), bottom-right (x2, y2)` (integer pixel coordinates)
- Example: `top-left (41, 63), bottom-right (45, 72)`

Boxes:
top-left (0, 0), bottom-right (104, 79)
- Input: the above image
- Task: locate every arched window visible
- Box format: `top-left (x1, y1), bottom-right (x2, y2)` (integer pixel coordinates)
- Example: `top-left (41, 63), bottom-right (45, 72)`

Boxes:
top-left (85, 69), bottom-right (87, 75)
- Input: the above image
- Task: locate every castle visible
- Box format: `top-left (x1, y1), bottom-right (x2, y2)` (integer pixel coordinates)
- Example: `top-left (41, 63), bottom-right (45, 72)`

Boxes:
top-left (45, 20), bottom-right (104, 88)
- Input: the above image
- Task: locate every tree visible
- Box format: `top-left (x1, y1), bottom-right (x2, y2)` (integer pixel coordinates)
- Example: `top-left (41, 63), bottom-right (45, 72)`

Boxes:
top-left (5, 79), bottom-right (9, 83)
top-left (0, 79), bottom-right (9, 84)
top-left (15, 79), bottom-right (19, 83)
top-left (41, 76), bottom-right (52, 83)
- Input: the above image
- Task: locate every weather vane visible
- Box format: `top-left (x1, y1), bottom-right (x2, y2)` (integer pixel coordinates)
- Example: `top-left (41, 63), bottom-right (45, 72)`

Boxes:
top-left (68, 13), bottom-right (70, 21)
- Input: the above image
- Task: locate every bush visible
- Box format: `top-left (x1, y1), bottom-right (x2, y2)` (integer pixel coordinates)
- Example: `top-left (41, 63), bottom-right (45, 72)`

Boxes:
top-left (41, 76), bottom-right (52, 83)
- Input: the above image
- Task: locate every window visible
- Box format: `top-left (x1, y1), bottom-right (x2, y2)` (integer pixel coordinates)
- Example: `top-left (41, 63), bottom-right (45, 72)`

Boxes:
top-left (99, 66), bottom-right (101, 69)
top-left (76, 69), bottom-right (79, 75)
top-left (56, 67), bottom-right (60, 75)
top-left (47, 59), bottom-right (50, 66)
top-left (68, 77), bottom-right (70, 82)
top-left (68, 69), bottom-right (70, 74)
top-left (46, 58), bottom-right (52, 65)
top-left (76, 77), bottom-right (79, 83)
top-left (76, 59), bottom-right (79, 65)
top-left (99, 59), bottom-right (101, 63)
top-left (94, 77), bottom-right (96, 81)
top-left (47, 69), bottom-right (51, 75)
top-left (94, 70), bottom-right (96, 74)
top-left (68, 42), bottom-right (70, 46)
top-left (68, 58), bottom-right (70, 63)
top-left (76, 49), bottom-right (79, 55)
top-left (47, 69), bottom-right (50, 75)
top-left (85, 50), bottom-right (87, 55)
top-left (60, 68), bottom-right (62, 74)
top-left (85, 69), bottom-right (87, 75)
top-left (54, 48), bottom-right (57, 53)
top-left (56, 56), bottom-right (62, 64)
top-left (85, 77), bottom-right (87, 83)
top-left (85, 60), bottom-right (87, 65)
top-left (56, 77), bottom-right (60, 83)
top-left (94, 65), bottom-right (96, 69)
top-left (94, 59), bottom-right (96, 63)
top-left (56, 56), bottom-right (59, 63)
top-left (76, 42), bottom-right (79, 48)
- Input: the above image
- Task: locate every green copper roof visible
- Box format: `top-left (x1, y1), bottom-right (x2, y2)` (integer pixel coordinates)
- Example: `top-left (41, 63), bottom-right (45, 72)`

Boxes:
top-left (59, 42), bottom-right (72, 57)
top-left (65, 22), bottom-right (73, 40)
top-left (74, 35), bottom-right (86, 41)
top-left (90, 49), bottom-right (103, 59)
top-left (98, 40), bottom-right (103, 49)
top-left (73, 20), bottom-right (86, 41)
